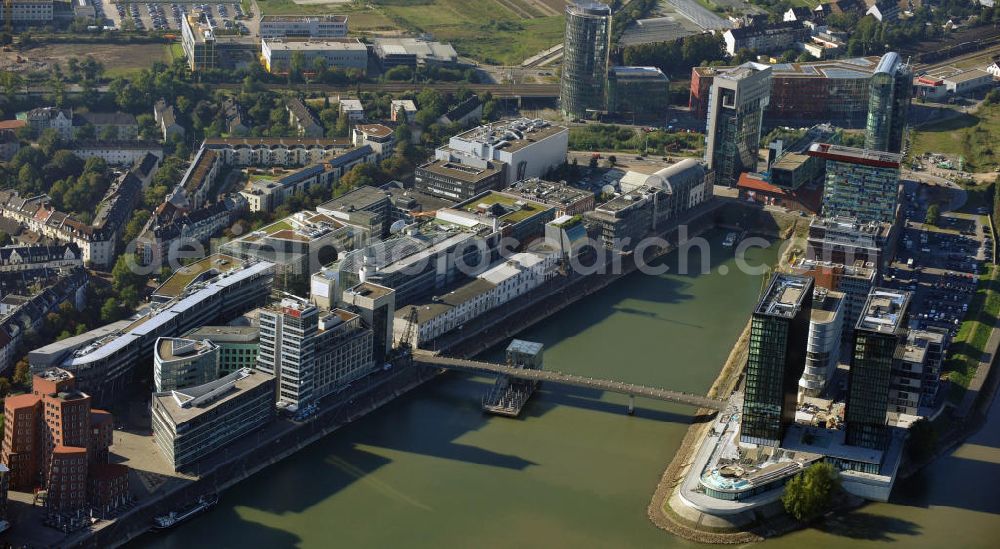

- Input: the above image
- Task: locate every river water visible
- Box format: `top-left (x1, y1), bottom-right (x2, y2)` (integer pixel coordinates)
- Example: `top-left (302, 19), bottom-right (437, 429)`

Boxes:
top-left (138, 231), bottom-right (1000, 548)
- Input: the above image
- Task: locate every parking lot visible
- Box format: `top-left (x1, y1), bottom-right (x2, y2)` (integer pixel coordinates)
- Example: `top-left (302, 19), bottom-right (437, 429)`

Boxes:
top-left (883, 184), bottom-right (992, 340)
top-left (106, 1), bottom-right (248, 33)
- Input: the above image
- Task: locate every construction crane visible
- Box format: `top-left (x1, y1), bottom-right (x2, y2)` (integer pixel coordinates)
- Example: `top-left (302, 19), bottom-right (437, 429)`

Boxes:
top-left (397, 306), bottom-right (419, 355)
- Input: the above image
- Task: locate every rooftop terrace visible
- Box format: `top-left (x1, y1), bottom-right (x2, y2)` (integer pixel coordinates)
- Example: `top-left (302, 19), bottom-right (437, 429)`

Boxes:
top-left (460, 191), bottom-right (549, 223)
top-left (153, 254), bottom-right (244, 299)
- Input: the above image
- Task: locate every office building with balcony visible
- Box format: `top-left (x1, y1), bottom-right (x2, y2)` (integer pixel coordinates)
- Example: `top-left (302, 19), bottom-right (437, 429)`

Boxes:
top-left (151, 368), bottom-right (275, 471)
top-left (806, 216), bottom-right (897, 269)
top-left (846, 288), bottom-right (910, 450)
top-left (705, 63), bottom-right (772, 186)
top-left (257, 296), bottom-right (375, 409)
top-left (740, 274), bottom-right (813, 447)
top-left (864, 52), bottom-right (913, 154)
top-left (809, 143), bottom-right (902, 224)
top-left (560, 1), bottom-right (612, 119)
top-left (890, 328), bottom-right (947, 418)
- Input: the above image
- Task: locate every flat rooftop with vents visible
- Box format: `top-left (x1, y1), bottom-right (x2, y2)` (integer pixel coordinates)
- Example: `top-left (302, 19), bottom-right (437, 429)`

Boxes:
top-left (857, 289), bottom-right (910, 333)
top-left (756, 274), bottom-right (812, 318)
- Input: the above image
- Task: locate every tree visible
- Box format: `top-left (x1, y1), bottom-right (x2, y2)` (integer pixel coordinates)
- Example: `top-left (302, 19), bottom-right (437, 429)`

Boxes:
top-left (0, 231), bottom-right (9, 246)
top-left (290, 51), bottom-right (306, 82)
top-left (100, 297), bottom-right (121, 323)
top-left (0, 377), bottom-right (10, 397)
top-left (13, 359), bottom-right (31, 387)
top-left (926, 203), bottom-right (941, 226)
top-left (782, 462), bottom-right (840, 521)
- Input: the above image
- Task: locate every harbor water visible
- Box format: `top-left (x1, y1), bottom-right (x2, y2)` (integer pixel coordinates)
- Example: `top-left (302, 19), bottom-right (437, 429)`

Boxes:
top-left (136, 230), bottom-right (1000, 548)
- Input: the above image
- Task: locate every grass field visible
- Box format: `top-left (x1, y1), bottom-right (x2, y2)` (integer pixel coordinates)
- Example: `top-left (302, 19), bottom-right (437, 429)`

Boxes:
top-left (254, 0), bottom-right (395, 30)
top-left (372, 0), bottom-right (565, 64)
top-left (946, 262), bottom-right (1000, 402)
top-left (166, 42), bottom-right (186, 62)
top-left (253, 0), bottom-right (566, 64)
top-left (910, 102), bottom-right (1000, 173)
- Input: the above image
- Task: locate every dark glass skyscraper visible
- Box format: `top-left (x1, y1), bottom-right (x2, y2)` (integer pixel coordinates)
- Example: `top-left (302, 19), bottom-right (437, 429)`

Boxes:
top-left (740, 274), bottom-right (813, 447)
top-left (846, 288), bottom-right (911, 450)
top-left (864, 52), bottom-right (913, 154)
top-left (560, 1), bottom-right (611, 119)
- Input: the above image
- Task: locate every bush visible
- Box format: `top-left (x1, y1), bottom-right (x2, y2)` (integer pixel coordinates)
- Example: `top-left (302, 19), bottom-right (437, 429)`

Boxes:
top-left (926, 203), bottom-right (941, 225)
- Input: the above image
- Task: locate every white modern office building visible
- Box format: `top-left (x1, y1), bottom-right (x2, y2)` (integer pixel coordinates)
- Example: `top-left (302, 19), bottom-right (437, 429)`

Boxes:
top-left (151, 368), bottom-right (276, 470)
top-left (434, 118), bottom-right (569, 186)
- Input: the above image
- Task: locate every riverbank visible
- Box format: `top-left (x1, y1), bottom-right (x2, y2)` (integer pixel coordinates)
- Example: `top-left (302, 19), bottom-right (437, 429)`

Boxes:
top-left (646, 230), bottom-right (1000, 546)
top-left (52, 203), bottom-right (730, 547)
top-left (646, 318), bottom-right (766, 544)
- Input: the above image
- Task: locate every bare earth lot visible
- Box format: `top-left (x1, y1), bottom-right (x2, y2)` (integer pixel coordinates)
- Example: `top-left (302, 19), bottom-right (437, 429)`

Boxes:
top-left (0, 42), bottom-right (171, 75)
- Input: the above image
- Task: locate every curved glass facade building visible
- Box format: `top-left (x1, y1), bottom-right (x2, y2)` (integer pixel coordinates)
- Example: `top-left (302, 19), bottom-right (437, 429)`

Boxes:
top-left (864, 52), bottom-right (913, 153)
top-left (560, 1), bottom-right (611, 119)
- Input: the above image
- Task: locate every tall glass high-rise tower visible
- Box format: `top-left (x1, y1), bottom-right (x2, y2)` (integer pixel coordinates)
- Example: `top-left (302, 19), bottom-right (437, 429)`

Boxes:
top-left (740, 273), bottom-right (813, 447)
top-left (704, 62), bottom-right (772, 186)
top-left (560, 1), bottom-right (611, 119)
top-left (846, 288), bottom-right (911, 450)
top-left (864, 52), bottom-right (913, 154)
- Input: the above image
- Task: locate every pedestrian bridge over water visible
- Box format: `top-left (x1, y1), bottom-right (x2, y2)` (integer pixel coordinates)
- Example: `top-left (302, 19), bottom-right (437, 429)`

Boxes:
top-left (411, 350), bottom-right (727, 411)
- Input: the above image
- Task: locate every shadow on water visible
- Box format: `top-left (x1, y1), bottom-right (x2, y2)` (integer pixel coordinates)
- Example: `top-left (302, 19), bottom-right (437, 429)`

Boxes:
top-left (441, 371), bottom-right (706, 424)
top-left (134, 494), bottom-right (303, 549)
top-left (814, 511), bottom-right (922, 542)
top-left (890, 451), bottom-right (1000, 516)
